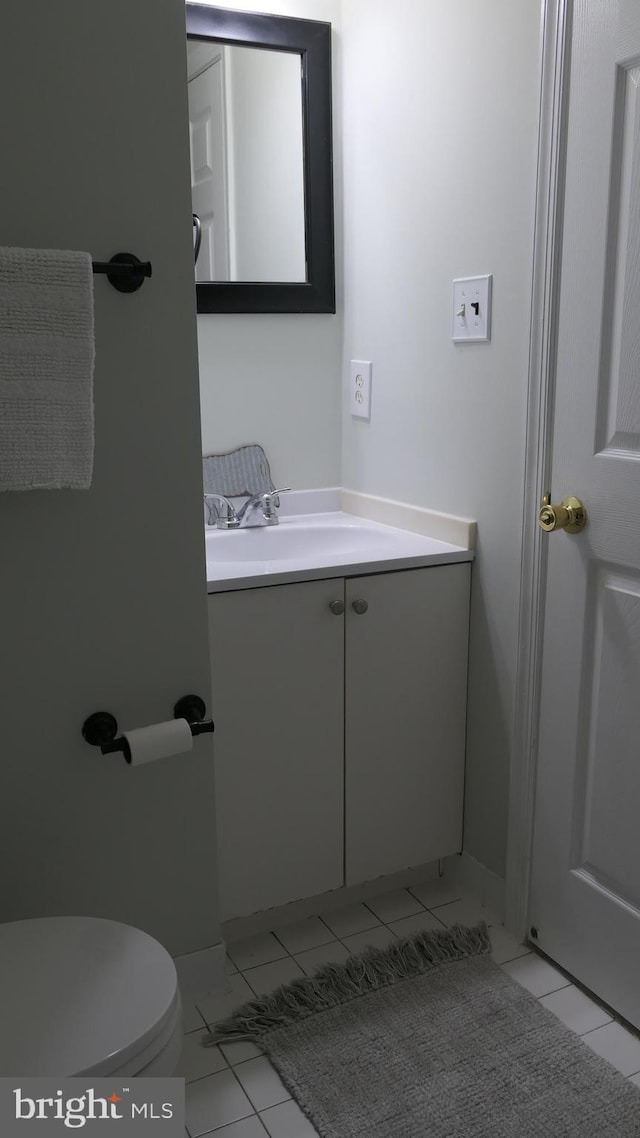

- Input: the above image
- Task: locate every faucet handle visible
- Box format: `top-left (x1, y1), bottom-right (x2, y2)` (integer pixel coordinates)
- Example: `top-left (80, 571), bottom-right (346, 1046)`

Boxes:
top-left (261, 487), bottom-right (291, 519)
top-left (204, 493), bottom-right (239, 528)
top-left (268, 487), bottom-right (291, 505)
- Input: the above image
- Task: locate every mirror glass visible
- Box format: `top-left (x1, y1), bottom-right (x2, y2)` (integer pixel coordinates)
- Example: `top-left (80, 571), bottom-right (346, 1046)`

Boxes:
top-left (187, 40), bottom-right (306, 283)
top-left (185, 4), bottom-right (335, 315)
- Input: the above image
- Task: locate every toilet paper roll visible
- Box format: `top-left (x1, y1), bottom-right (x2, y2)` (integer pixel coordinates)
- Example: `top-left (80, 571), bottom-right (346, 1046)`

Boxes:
top-left (122, 718), bottom-right (194, 766)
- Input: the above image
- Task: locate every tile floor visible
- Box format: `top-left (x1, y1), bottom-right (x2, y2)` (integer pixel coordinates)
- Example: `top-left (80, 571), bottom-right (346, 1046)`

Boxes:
top-left (178, 881), bottom-right (640, 1136)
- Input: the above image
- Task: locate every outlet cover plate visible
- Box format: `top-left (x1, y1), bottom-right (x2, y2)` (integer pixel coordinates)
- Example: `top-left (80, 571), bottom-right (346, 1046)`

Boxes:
top-left (452, 275), bottom-right (492, 342)
top-left (350, 359), bottom-right (372, 419)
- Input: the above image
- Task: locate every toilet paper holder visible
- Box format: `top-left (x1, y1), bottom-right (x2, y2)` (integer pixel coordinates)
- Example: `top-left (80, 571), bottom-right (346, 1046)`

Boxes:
top-left (82, 695), bottom-right (214, 762)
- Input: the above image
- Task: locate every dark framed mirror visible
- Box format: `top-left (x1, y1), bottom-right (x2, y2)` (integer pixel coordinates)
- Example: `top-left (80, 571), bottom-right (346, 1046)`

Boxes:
top-left (185, 4), bottom-right (335, 314)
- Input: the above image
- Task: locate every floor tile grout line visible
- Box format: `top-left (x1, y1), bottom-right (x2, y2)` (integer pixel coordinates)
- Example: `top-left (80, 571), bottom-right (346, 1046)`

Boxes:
top-left (321, 911), bottom-right (382, 939)
top-left (234, 1069), bottom-right (291, 1118)
top-left (360, 890), bottom-right (431, 925)
top-left (496, 950), bottom-right (533, 965)
top-left (240, 945), bottom-right (306, 993)
top-left (220, 1047), bottom-right (265, 1065)
top-left (204, 1101), bottom-right (260, 1135)
top-left (524, 981), bottom-right (573, 998)
top-left (239, 924), bottom-right (347, 983)
top-left (184, 1046), bottom-right (270, 1083)
top-left (225, 1063), bottom-right (261, 1124)
top-left (406, 883), bottom-right (462, 907)
top-left (184, 1059), bottom-right (259, 1127)
top-left (271, 920), bottom-right (341, 958)
top-left (229, 940), bottom-right (290, 972)
top-left (318, 912), bottom-right (347, 940)
top-left (423, 909), bottom-right (449, 929)
top-left (576, 1021), bottom-right (614, 1036)
top-left (194, 1005), bottom-right (218, 1037)
top-left (184, 1068), bottom-right (228, 1088)
top-left (580, 1021), bottom-right (629, 1039)
top-left (361, 897), bottom-right (393, 924)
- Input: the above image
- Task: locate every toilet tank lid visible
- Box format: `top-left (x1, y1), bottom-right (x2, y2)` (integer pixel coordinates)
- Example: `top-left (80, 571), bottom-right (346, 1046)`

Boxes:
top-left (0, 916), bottom-right (179, 1077)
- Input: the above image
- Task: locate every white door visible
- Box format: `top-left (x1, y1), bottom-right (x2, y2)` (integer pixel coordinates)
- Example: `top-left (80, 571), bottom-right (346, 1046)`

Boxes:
top-left (188, 53), bottom-right (230, 281)
top-left (0, 0), bottom-right (217, 959)
top-left (529, 0), bottom-right (640, 1028)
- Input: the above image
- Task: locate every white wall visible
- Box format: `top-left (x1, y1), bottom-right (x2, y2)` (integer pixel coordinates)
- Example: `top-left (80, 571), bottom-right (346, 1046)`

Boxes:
top-left (194, 0), bottom-right (543, 877)
top-left (340, 0), bottom-right (542, 876)
top-left (193, 0), bottom-right (343, 490)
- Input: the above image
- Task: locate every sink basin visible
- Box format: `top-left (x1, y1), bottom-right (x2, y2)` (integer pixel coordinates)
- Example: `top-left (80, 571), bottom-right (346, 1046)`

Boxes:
top-left (205, 511), bottom-right (473, 591)
top-left (205, 519), bottom-right (399, 563)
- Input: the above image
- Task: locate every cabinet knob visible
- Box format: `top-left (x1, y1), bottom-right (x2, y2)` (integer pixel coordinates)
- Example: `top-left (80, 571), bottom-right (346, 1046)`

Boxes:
top-left (352, 598), bottom-right (369, 615)
top-left (329, 599), bottom-right (345, 615)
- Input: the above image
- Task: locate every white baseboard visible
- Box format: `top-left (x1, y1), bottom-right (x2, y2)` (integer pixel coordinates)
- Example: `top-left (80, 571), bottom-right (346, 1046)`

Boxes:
top-left (174, 941), bottom-right (227, 1002)
top-left (443, 851), bottom-right (506, 922)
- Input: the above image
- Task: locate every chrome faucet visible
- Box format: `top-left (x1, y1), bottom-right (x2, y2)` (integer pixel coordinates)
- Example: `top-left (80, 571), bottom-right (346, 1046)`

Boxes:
top-left (236, 488), bottom-right (290, 528)
top-left (205, 489), bottom-right (290, 529)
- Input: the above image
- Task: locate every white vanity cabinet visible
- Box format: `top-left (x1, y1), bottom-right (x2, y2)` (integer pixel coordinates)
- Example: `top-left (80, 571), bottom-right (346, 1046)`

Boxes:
top-left (344, 565), bottom-right (469, 885)
top-left (208, 563), bottom-right (470, 922)
top-left (208, 578), bottom-right (345, 922)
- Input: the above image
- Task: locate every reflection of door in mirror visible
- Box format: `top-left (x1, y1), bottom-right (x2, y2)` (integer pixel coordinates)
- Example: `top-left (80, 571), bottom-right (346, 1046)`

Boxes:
top-left (187, 40), bottom-right (306, 284)
top-left (188, 43), bottom-right (230, 281)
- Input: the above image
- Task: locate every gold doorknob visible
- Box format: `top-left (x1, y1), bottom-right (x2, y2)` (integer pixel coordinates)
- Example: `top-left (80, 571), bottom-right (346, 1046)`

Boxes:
top-left (538, 493), bottom-right (587, 533)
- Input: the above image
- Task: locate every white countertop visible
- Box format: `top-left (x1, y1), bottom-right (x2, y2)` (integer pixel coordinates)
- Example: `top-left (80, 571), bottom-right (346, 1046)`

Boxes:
top-left (206, 510), bottom-right (473, 593)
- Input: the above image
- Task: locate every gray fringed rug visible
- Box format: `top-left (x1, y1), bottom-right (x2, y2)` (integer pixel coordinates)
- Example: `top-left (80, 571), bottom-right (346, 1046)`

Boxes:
top-left (205, 923), bottom-right (640, 1137)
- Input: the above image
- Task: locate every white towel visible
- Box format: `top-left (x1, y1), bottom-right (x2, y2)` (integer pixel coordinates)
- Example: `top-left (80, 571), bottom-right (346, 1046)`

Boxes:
top-left (0, 246), bottom-right (95, 490)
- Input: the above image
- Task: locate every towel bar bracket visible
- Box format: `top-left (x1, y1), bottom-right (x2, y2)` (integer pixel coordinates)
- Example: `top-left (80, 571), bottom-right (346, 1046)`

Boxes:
top-left (92, 252), bottom-right (152, 293)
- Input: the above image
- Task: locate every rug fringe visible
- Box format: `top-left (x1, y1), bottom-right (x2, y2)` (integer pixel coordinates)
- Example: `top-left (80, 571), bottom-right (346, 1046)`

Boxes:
top-left (203, 921), bottom-right (490, 1046)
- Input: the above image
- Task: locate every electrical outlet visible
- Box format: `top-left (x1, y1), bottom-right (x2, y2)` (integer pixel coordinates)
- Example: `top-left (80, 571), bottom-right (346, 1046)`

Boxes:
top-left (350, 360), bottom-right (372, 419)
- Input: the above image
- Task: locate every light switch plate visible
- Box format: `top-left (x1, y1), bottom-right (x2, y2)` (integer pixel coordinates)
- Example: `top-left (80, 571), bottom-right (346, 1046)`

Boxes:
top-left (452, 275), bottom-right (492, 342)
top-left (350, 359), bottom-right (372, 419)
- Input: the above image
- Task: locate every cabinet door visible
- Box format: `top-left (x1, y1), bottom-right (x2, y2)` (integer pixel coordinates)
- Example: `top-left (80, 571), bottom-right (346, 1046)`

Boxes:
top-left (345, 565), bottom-right (470, 885)
top-left (209, 579), bottom-right (345, 921)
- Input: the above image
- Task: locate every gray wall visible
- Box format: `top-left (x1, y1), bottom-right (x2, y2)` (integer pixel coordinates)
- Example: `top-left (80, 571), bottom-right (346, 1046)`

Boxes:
top-left (0, 0), bottom-right (218, 955)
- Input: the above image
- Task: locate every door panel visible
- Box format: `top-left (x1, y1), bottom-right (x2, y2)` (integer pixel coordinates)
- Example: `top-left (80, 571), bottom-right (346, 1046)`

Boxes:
top-left (572, 568), bottom-right (640, 906)
top-left (209, 580), bottom-right (344, 921)
top-left (530, 0), bottom-right (640, 1026)
top-left (0, 1), bottom-right (216, 956)
top-left (598, 61), bottom-right (640, 454)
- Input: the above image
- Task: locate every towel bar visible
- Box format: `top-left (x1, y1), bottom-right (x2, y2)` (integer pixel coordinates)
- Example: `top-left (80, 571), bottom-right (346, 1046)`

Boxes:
top-left (92, 252), bottom-right (152, 293)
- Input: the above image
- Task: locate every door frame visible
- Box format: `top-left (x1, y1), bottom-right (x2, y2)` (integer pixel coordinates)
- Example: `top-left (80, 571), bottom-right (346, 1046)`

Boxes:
top-left (505, 0), bottom-right (573, 938)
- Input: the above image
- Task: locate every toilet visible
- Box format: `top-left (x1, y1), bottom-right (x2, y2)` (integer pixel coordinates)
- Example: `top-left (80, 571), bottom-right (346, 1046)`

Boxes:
top-left (0, 916), bottom-right (183, 1076)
